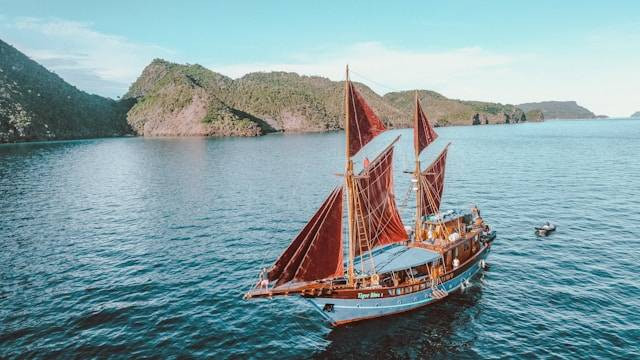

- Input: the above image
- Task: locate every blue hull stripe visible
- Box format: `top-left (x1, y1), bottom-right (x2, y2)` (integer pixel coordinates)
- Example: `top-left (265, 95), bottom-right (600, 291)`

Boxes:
top-left (305, 247), bottom-right (490, 325)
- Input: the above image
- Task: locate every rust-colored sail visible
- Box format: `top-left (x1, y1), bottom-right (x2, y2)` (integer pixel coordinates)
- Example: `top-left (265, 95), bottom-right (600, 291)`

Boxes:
top-left (353, 143), bottom-right (407, 256)
top-left (267, 187), bottom-right (344, 286)
top-left (346, 82), bottom-right (386, 157)
top-left (419, 144), bottom-right (449, 216)
top-left (414, 97), bottom-right (438, 156)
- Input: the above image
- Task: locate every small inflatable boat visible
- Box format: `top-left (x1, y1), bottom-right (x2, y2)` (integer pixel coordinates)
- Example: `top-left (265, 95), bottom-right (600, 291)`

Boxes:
top-left (535, 222), bottom-right (556, 236)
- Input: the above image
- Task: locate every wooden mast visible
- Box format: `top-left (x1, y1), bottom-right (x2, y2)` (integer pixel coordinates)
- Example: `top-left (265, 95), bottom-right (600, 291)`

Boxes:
top-left (414, 91), bottom-right (422, 242)
top-left (345, 65), bottom-right (355, 286)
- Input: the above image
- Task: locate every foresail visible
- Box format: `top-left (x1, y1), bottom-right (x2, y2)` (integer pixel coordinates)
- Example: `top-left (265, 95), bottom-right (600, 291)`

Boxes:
top-left (347, 82), bottom-right (386, 157)
top-left (267, 187), bottom-right (344, 286)
top-left (419, 144), bottom-right (449, 217)
top-left (414, 97), bottom-right (438, 156)
top-left (353, 143), bottom-right (407, 256)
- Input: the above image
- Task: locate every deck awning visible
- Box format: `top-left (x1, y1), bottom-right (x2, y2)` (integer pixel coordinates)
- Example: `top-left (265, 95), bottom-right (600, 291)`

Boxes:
top-left (353, 244), bottom-right (441, 275)
top-left (423, 209), bottom-right (471, 225)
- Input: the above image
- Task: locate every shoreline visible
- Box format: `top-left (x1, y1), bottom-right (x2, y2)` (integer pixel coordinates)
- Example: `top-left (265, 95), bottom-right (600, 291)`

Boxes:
top-left (3, 118), bottom-right (638, 146)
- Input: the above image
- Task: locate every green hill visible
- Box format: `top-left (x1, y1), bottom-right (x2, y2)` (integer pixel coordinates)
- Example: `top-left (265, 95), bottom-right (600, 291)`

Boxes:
top-left (125, 59), bottom-right (534, 136)
top-left (124, 60), bottom-right (408, 136)
top-left (227, 71), bottom-right (407, 131)
top-left (0, 39), bottom-right (133, 143)
top-left (383, 90), bottom-right (533, 126)
top-left (1, 44), bottom-right (544, 143)
top-left (517, 101), bottom-right (596, 119)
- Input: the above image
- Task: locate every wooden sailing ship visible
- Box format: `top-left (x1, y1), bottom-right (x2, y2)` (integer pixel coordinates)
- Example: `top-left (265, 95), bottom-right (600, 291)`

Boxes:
top-left (244, 67), bottom-right (497, 326)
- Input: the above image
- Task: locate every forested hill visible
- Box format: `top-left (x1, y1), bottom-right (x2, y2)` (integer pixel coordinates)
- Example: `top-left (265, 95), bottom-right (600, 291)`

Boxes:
top-left (124, 59), bottom-right (539, 137)
top-left (0, 39), bottom-right (133, 143)
top-left (0, 42), bottom-right (549, 143)
top-left (123, 59), bottom-right (406, 136)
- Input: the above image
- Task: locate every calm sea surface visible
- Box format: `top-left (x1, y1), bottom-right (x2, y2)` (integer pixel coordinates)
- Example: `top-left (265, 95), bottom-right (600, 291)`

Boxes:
top-left (1, 119), bottom-right (639, 359)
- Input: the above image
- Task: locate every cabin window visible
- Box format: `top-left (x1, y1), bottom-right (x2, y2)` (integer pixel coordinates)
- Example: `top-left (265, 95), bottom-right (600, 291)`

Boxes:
top-left (413, 285), bottom-right (419, 292)
top-left (388, 290), bottom-right (395, 296)
top-left (396, 288), bottom-right (402, 295)
top-left (420, 283), bottom-right (426, 290)
top-left (454, 247), bottom-right (459, 258)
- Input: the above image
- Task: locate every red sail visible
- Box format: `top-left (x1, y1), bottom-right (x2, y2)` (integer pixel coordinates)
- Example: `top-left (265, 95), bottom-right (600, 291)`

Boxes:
top-left (347, 82), bottom-right (386, 157)
top-left (414, 97), bottom-right (438, 156)
top-left (267, 187), bottom-right (344, 286)
top-left (419, 145), bottom-right (449, 216)
top-left (353, 144), bottom-right (407, 256)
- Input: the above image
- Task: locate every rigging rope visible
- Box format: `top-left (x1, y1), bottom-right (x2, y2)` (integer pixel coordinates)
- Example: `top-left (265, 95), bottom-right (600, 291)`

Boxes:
top-left (349, 70), bottom-right (403, 94)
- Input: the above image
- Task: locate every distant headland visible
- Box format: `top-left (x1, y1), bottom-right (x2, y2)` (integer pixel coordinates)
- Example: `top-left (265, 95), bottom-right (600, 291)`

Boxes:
top-left (517, 101), bottom-right (610, 120)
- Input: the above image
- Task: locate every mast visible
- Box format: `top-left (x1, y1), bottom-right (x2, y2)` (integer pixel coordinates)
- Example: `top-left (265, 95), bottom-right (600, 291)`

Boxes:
top-left (413, 91), bottom-right (422, 242)
top-left (345, 65), bottom-right (355, 286)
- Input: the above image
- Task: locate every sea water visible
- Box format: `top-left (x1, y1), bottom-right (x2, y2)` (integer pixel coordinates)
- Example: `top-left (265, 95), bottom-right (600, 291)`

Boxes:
top-left (1, 119), bottom-right (639, 358)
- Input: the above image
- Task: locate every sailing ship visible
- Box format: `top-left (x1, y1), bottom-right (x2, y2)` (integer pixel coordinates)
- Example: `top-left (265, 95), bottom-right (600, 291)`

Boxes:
top-left (244, 67), bottom-right (497, 326)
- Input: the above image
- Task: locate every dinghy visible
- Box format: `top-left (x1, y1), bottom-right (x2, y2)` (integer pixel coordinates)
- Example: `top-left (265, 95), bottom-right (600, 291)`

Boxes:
top-left (535, 222), bottom-right (556, 236)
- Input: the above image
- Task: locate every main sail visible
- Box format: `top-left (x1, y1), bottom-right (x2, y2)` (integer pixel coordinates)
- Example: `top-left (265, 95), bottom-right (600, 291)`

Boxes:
top-left (267, 187), bottom-right (344, 286)
top-left (418, 144), bottom-right (449, 217)
top-left (414, 96), bottom-right (438, 156)
top-left (343, 67), bottom-right (394, 282)
top-left (353, 142), bottom-right (407, 256)
top-left (346, 81), bottom-right (386, 157)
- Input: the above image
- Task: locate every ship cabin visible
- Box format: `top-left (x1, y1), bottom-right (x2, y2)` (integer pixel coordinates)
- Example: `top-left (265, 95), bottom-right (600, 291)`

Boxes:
top-left (339, 208), bottom-right (487, 291)
top-left (350, 244), bottom-right (441, 289)
top-left (415, 209), bottom-right (486, 273)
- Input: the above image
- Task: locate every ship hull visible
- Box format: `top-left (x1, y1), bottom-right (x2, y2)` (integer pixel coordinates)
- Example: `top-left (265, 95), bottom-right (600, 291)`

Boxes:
top-left (306, 246), bottom-right (490, 326)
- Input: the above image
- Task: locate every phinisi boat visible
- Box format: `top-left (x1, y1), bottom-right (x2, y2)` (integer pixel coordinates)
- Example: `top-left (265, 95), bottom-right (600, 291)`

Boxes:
top-left (244, 67), bottom-right (496, 326)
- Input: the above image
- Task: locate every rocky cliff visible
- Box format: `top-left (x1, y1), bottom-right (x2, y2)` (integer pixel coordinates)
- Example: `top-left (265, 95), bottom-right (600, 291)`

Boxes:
top-left (517, 101), bottom-right (596, 119)
top-left (630, 111), bottom-right (640, 118)
top-left (0, 39), bottom-right (133, 143)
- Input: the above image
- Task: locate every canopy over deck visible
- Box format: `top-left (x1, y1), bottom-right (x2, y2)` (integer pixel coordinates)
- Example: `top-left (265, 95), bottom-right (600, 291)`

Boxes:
top-left (353, 244), bottom-right (440, 275)
top-left (423, 209), bottom-right (472, 225)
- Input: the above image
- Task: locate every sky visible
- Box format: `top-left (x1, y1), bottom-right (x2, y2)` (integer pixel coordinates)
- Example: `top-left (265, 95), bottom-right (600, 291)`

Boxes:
top-left (1, 0), bottom-right (639, 116)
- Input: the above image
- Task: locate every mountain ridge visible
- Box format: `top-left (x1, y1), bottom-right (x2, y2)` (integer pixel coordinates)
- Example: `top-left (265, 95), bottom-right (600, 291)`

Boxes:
top-left (124, 59), bottom-right (540, 137)
top-left (0, 42), bottom-right (556, 143)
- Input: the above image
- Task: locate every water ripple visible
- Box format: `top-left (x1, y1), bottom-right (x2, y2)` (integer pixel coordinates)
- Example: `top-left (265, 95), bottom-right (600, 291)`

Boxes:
top-left (1, 120), bottom-right (640, 358)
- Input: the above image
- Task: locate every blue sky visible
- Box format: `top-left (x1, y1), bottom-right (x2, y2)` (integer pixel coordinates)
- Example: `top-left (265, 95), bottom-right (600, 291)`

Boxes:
top-left (1, 0), bottom-right (639, 116)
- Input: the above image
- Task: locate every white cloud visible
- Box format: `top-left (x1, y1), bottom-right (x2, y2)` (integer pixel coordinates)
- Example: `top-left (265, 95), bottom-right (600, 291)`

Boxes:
top-left (3, 17), bottom-right (174, 98)
top-left (212, 42), bottom-right (515, 94)
top-left (211, 41), bottom-right (639, 117)
top-left (3, 17), bottom-right (637, 116)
